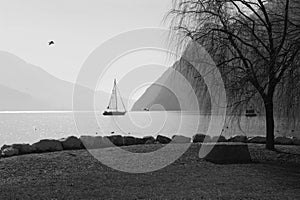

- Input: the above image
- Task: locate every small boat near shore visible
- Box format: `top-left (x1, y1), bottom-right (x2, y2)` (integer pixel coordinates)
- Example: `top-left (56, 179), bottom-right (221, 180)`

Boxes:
top-left (103, 79), bottom-right (127, 116)
top-left (245, 109), bottom-right (257, 117)
top-left (103, 110), bottom-right (126, 116)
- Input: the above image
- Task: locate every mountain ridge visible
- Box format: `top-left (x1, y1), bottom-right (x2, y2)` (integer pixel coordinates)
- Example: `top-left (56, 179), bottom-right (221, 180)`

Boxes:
top-left (0, 51), bottom-right (110, 111)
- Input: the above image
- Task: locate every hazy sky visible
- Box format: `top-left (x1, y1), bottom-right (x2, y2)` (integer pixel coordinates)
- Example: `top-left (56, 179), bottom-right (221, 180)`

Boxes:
top-left (0, 0), bottom-right (173, 85)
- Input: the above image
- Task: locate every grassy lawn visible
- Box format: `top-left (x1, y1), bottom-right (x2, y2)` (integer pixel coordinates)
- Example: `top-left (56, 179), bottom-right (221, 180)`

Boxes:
top-left (0, 143), bottom-right (300, 199)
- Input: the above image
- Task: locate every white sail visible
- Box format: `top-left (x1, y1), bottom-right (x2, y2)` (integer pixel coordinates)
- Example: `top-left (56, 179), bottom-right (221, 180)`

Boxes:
top-left (106, 79), bottom-right (126, 112)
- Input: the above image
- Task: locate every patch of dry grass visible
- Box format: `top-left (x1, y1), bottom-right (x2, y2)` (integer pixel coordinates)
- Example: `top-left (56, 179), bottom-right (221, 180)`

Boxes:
top-left (0, 144), bottom-right (300, 199)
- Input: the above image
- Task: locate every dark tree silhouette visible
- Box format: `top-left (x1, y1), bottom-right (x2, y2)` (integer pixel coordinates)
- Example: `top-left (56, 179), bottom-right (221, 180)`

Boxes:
top-left (168, 0), bottom-right (300, 149)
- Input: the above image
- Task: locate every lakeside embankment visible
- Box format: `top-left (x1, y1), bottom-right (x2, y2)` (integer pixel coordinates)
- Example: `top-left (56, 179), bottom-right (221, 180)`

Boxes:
top-left (1, 134), bottom-right (300, 158)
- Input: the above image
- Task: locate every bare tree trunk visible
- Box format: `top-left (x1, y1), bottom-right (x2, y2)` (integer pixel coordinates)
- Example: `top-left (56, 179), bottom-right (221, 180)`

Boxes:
top-left (264, 96), bottom-right (275, 150)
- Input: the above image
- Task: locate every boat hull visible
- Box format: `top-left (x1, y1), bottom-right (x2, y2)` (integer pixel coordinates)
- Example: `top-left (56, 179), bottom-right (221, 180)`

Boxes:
top-left (245, 113), bottom-right (257, 117)
top-left (103, 111), bottom-right (126, 116)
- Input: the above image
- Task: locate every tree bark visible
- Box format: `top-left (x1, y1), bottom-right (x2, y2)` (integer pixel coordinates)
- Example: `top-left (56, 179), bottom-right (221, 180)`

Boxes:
top-left (264, 96), bottom-right (275, 150)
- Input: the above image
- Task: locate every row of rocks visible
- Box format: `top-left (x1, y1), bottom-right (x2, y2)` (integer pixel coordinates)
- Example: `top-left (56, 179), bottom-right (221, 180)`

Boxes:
top-left (0, 135), bottom-right (187, 157)
top-left (1, 134), bottom-right (299, 158)
top-left (0, 136), bottom-right (82, 157)
top-left (192, 134), bottom-right (300, 146)
top-left (79, 135), bottom-right (187, 149)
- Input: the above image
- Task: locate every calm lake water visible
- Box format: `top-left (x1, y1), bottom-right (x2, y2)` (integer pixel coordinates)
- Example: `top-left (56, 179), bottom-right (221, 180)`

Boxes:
top-left (0, 111), bottom-right (299, 146)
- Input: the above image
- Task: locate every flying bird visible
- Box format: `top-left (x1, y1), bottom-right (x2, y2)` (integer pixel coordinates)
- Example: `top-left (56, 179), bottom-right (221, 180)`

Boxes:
top-left (48, 41), bottom-right (55, 46)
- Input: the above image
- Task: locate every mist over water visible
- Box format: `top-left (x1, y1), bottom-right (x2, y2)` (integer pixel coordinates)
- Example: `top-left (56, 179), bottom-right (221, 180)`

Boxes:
top-left (0, 111), bottom-right (299, 146)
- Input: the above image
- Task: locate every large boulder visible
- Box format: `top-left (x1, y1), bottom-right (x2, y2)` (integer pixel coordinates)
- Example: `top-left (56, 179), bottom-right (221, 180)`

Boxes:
top-left (80, 136), bottom-right (113, 149)
top-left (11, 144), bottom-right (36, 154)
top-left (228, 135), bottom-right (248, 143)
top-left (1, 147), bottom-right (19, 157)
top-left (32, 139), bottom-right (63, 153)
top-left (156, 135), bottom-right (171, 144)
top-left (106, 135), bottom-right (124, 146)
top-left (60, 136), bottom-right (82, 150)
top-left (172, 135), bottom-right (191, 143)
top-left (248, 136), bottom-right (266, 144)
top-left (123, 136), bottom-right (136, 146)
top-left (98, 136), bottom-right (115, 148)
top-left (135, 137), bottom-right (146, 145)
top-left (210, 136), bottom-right (227, 143)
top-left (1, 144), bottom-right (10, 151)
top-left (275, 137), bottom-right (293, 145)
top-left (192, 134), bottom-right (210, 143)
top-left (292, 137), bottom-right (300, 145)
top-left (143, 136), bottom-right (155, 145)
top-left (201, 143), bottom-right (252, 164)
top-left (80, 136), bottom-right (96, 149)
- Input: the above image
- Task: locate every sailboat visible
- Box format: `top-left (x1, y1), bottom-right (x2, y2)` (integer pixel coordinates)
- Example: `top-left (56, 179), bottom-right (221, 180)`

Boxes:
top-left (103, 79), bottom-right (127, 116)
top-left (245, 109), bottom-right (257, 117)
top-left (245, 106), bottom-right (257, 117)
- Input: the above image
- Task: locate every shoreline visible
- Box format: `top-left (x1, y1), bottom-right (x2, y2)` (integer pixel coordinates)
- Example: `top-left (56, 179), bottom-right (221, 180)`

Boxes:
top-left (1, 134), bottom-right (300, 158)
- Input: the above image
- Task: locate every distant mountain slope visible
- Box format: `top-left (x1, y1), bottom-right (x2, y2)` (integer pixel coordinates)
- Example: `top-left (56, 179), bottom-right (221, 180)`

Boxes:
top-left (0, 51), bottom-right (109, 111)
top-left (0, 51), bottom-right (76, 110)
top-left (132, 57), bottom-right (211, 113)
top-left (0, 84), bottom-right (48, 111)
top-left (132, 42), bottom-right (294, 117)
